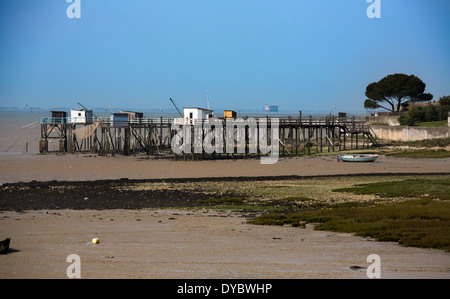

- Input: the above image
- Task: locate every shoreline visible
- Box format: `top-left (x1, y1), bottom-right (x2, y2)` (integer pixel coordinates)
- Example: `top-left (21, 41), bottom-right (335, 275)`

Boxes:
top-left (2, 153), bottom-right (450, 184)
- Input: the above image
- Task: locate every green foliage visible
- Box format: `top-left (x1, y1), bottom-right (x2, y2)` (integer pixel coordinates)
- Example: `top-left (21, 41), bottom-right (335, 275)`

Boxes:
top-left (393, 137), bottom-right (450, 147)
top-left (332, 177), bottom-right (450, 200)
top-left (386, 149), bottom-right (450, 159)
top-left (248, 213), bottom-right (307, 227)
top-left (279, 196), bottom-right (313, 202)
top-left (250, 199), bottom-right (450, 251)
top-left (365, 73), bottom-right (433, 112)
top-left (439, 95), bottom-right (450, 106)
top-left (197, 196), bottom-right (245, 205)
top-left (303, 199), bottom-right (450, 252)
top-left (250, 177), bottom-right (450, 251)
top-left (414, 120), bottom-right (447, 127)
top-left (398, 104), bottom-right (450, 126)
top-left (364, 99), bottom-right (380, 110)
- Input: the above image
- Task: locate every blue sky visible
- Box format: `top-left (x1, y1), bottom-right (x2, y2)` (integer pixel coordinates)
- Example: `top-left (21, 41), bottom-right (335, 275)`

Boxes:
top-left (0, 0), bottom-right (449, 114)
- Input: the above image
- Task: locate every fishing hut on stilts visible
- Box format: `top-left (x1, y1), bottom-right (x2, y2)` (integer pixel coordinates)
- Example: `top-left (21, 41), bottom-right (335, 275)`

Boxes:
top-left (39, 104), bottom-right (377, 158)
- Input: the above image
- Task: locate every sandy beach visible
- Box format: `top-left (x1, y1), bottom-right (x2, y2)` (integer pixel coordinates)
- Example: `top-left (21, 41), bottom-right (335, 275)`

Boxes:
top-left (1, 114), bottom-right (450, 279)
top-left (1, 208), bottom-right (449, 279)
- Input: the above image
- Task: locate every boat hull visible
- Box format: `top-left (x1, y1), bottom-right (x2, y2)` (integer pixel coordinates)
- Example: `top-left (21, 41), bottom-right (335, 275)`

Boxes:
top-left (337, 154), bottom-right (378, 162)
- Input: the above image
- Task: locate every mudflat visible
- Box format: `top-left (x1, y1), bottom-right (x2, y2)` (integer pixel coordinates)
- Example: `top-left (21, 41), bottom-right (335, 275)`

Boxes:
top-left (1, 126), bottom-right (450, 280)
top-left (1, 153), bottom-right (449, 184)
top-left (1, 208), bottom-right (449, 279)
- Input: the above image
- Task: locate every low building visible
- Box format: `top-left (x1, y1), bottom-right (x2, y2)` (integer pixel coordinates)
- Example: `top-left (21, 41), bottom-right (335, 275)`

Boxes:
top-left (119, 111), bottom-right (144, 120)
top-left (110, 113), bottom-right (129, 128)
top-left (70, 109), bottom-right (93, 124)
top-left (183, 107), bottom-right (214, 124)
top-left (224, 110), bottom-right (237, 119)
top-left (50, 111), bottom-right (67, 124)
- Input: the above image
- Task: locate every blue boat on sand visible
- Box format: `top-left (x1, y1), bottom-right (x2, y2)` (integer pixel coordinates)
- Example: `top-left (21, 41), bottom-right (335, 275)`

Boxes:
top-left (337, 154), bottom-right (378, 162)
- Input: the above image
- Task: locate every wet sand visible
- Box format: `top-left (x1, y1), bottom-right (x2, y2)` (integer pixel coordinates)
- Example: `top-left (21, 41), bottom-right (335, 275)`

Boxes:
top-left (1, 208), bottom-right (449, 279)
top-left (1, 153), bottom-right (449, 184)
top-left (1, 137), bottom-right (450, 278)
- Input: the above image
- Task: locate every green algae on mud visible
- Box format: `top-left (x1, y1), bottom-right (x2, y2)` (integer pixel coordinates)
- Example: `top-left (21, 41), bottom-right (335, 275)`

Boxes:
top-left (249, 176), bottom-right (450, 252)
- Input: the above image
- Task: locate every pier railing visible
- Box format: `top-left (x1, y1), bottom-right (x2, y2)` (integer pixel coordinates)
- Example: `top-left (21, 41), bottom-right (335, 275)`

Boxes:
top-left (40, 117), bottom-right (69, 124)
top-left (40, 115), bottom-right (372, 134)
top-left (40, 116), bottom-right (175, 125)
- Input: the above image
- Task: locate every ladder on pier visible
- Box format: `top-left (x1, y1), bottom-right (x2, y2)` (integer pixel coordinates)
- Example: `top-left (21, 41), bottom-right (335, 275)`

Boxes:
top-left (342, 123), bottom-right (378, 146)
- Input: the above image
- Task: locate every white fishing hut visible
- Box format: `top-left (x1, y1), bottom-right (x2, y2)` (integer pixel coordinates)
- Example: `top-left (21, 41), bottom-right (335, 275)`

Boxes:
top-left (70, 109), bottom-right (93, 124)
top-left (181, 107), bottom-right (214, 125)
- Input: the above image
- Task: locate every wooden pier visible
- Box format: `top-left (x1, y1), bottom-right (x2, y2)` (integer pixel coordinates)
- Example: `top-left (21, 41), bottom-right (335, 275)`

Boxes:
top-left (39, 114), bottom-right (377, 159)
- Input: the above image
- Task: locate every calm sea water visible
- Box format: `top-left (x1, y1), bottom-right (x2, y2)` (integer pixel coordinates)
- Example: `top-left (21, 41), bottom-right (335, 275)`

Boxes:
top-left (0, 111), bottom-right (45, 154)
